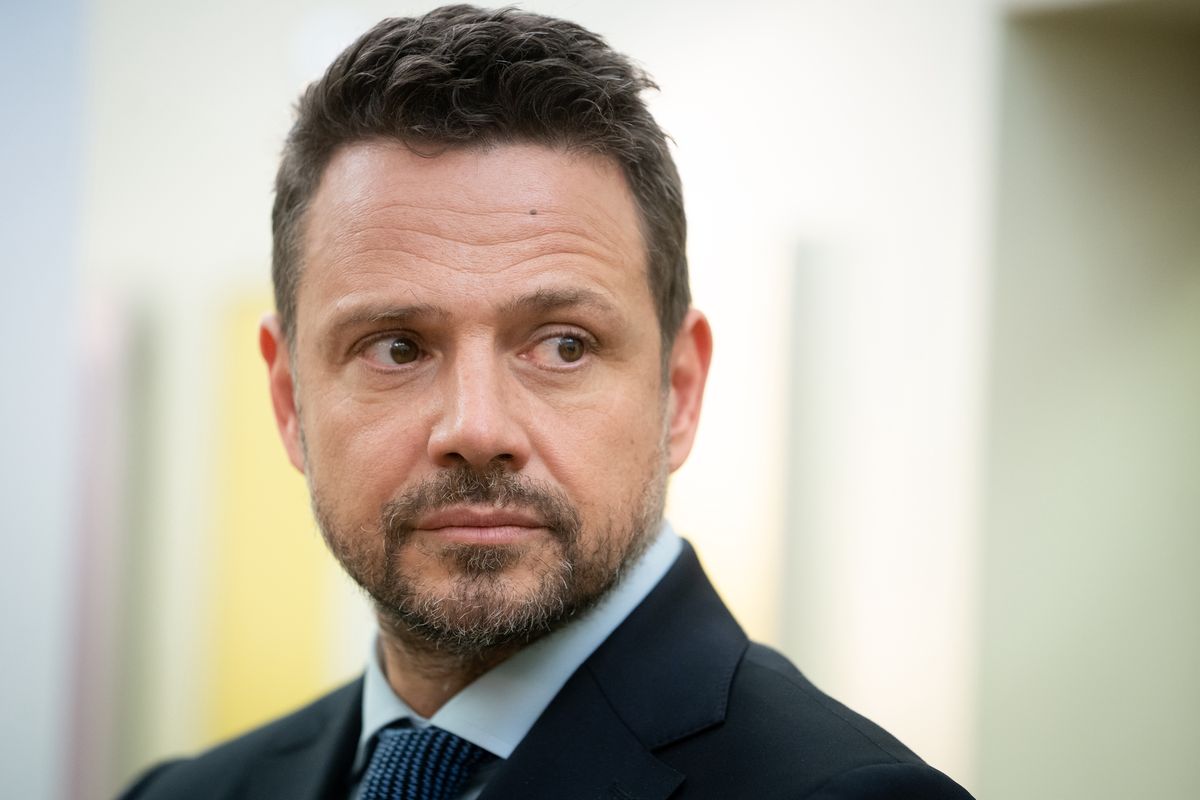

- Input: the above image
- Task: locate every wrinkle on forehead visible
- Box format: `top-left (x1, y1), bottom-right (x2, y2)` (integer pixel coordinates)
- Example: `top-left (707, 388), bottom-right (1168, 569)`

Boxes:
top-left (303, 141), bottom-right (646, 277)
top-left (320, 221), bottom-right (628, 279)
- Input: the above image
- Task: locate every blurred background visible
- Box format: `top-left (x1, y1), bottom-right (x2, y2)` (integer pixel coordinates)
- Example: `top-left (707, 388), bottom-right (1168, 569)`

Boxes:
top-left (2, 0), bottom-right (1197, 797)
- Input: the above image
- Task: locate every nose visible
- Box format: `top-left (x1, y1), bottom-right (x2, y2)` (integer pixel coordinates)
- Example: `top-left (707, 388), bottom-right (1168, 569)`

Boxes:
top-left (427, 344), bottom-right (531, 471)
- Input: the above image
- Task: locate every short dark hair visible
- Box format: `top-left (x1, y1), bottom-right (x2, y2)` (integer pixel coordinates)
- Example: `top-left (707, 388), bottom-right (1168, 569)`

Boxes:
top-left (272, 4), bottom-right (689, 350)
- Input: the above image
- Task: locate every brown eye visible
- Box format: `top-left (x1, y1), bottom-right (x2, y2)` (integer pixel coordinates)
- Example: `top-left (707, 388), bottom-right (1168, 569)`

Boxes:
top-left (556, 336), bottom-right (585, 363)
top-left (389, 338), bottom-right (419, 364)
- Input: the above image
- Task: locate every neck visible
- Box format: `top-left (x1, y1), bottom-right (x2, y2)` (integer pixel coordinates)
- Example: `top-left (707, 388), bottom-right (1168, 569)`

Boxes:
top-left (375, 623), bottom-right (519, 718)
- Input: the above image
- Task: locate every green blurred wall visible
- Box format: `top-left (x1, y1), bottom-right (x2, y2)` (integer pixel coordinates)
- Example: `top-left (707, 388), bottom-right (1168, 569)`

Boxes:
top-left (982, 5), bottom-right (1200, 798)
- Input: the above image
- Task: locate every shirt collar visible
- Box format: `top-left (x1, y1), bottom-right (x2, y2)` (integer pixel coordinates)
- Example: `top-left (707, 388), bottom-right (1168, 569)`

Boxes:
top-left (355, 522), bottom-right (682, 766)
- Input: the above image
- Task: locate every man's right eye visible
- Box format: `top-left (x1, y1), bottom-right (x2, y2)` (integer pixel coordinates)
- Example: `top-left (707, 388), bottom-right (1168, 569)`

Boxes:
top-left (388, 337), bottom-right (419, 364)
top-left (360, 335), bottom-right (422, 367)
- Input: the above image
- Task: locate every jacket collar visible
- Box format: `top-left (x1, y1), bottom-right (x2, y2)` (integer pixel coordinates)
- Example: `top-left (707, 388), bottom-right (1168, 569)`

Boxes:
top-left (244, 680), bottom-right (363, 800)
top-left (478, 541), bottom-right (749, 800)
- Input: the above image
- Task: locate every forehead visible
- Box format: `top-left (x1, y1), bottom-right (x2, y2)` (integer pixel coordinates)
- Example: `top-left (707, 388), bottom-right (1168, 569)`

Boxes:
top-left (310, 139), bottom-right (642, 226)
top-left (295, 141), bottom-right (650, 327)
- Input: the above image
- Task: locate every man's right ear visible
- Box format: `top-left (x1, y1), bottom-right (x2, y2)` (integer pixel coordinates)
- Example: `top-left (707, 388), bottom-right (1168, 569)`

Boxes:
top-left (259, 313), bottom-right (306, 474)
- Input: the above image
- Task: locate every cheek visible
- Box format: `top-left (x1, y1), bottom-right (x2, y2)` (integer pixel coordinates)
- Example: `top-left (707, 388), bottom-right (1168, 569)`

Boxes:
top-left (533, 389), bottom-right (666, 495)
top-left (305, 395), bottom-right (428, 504)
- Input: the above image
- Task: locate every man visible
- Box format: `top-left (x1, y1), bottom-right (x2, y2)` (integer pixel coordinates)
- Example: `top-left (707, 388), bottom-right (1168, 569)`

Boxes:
top-left (121, 6), bottom-right (973, 799)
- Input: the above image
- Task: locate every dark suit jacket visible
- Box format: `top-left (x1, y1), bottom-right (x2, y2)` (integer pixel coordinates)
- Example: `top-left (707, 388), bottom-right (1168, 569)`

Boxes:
top-left (120, 543), bottom-right (974, 799)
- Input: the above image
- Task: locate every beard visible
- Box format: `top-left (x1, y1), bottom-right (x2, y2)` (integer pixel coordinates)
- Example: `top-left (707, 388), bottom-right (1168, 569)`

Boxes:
top-left (312, 459), bottom-right (666, 660)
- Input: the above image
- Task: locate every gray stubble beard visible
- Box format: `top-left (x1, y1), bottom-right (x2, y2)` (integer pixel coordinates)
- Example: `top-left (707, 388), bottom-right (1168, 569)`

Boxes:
top-left (311, 454), bottom-right (667, 662)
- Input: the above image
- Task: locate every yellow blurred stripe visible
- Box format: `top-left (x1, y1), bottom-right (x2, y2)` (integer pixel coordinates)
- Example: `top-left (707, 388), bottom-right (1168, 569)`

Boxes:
top-left (205, 296), bottom-right (339, 742)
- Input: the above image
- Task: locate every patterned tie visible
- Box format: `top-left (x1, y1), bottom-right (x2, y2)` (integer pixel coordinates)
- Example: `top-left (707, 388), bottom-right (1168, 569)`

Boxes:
top-left (361, 724), bottom-right (495, 800)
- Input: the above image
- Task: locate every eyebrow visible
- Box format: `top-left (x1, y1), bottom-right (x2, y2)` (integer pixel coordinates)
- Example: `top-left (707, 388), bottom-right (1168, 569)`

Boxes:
top-left (320, 287), bottom-right (621, 357)
top-left (496, 287), bottom-right (619, 318)
top-left (328, 302), bottom-right (450, 332)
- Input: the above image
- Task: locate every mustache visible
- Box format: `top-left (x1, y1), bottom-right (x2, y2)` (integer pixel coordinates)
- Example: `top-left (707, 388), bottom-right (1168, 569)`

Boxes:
top-left (381, 465), bottom-right (582, 544)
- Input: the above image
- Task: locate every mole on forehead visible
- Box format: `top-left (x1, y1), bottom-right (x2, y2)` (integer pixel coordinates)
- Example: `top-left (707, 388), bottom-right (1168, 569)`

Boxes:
top-left (323, 142), bottom-right (625, 209)
top-left (342, 199), bottom-right (562, 219)
top-left (318, 199), bottom-right (626, 254)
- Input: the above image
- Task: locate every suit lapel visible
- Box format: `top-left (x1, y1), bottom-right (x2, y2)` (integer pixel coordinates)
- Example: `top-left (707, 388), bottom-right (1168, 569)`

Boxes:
top-left (584, 542), bottom-right (749, 750)
top-left (244, 679), bottom-right (363, 800)
top-left (478, 667), bottom-right (683, 800)
top-left (480, 542), bottom-right (748, 800)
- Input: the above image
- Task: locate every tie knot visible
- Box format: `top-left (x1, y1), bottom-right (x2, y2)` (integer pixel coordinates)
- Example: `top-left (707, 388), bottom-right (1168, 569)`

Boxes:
top-left (362, 724), bottom-right (495, 800)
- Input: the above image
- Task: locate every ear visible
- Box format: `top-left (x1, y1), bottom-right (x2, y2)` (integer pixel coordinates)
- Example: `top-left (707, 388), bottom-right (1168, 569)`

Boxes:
top-left (665, 308), bottom-right (713, 472)
top-left (260, 313), bottom-right (306, 474)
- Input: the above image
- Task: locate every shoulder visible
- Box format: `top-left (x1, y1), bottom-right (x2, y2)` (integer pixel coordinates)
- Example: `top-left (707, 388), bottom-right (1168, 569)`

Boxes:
top-left (730, 644), bottom-right (921, 764)
top-left (660, 644), bottom-right (973, 799)
top-left (117, 679), bottom-right (362, 800)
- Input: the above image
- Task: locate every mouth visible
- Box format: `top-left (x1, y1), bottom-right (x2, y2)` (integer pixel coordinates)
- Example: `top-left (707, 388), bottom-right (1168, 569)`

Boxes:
top-left (414, 505), bottom-right (550, 545)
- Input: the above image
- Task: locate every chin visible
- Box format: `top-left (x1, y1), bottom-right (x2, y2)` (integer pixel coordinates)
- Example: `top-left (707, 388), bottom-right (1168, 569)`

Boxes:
top-left (377, 549), bottom-right (581, 657)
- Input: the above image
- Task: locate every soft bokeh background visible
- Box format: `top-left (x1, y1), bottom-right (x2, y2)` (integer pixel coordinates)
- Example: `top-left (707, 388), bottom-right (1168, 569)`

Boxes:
top-left (3, 0), bottom-right (1197, 798)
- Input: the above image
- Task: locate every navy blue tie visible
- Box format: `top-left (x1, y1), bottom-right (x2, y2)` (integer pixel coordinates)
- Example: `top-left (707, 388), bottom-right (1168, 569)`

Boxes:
top-left (361, 724), bottom-right (495, 800)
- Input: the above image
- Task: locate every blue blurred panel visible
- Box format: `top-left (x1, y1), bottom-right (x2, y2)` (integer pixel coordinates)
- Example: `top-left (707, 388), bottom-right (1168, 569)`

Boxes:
top-left (0, 1), bottom-right (84, 799)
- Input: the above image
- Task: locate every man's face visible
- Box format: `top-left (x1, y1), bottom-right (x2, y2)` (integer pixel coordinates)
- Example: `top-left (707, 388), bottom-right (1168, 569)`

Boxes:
top-left (261, 141), bottom-right (710, 655)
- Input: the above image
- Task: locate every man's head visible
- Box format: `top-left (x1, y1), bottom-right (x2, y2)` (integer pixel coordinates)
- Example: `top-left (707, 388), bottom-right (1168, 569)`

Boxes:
top-left (260, 5), bottom-right (711, 661)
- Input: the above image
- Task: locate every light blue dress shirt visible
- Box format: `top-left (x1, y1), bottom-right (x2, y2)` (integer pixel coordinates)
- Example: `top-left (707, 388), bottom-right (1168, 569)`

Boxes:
top-left (349, 522), bottom-right (683, 800)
